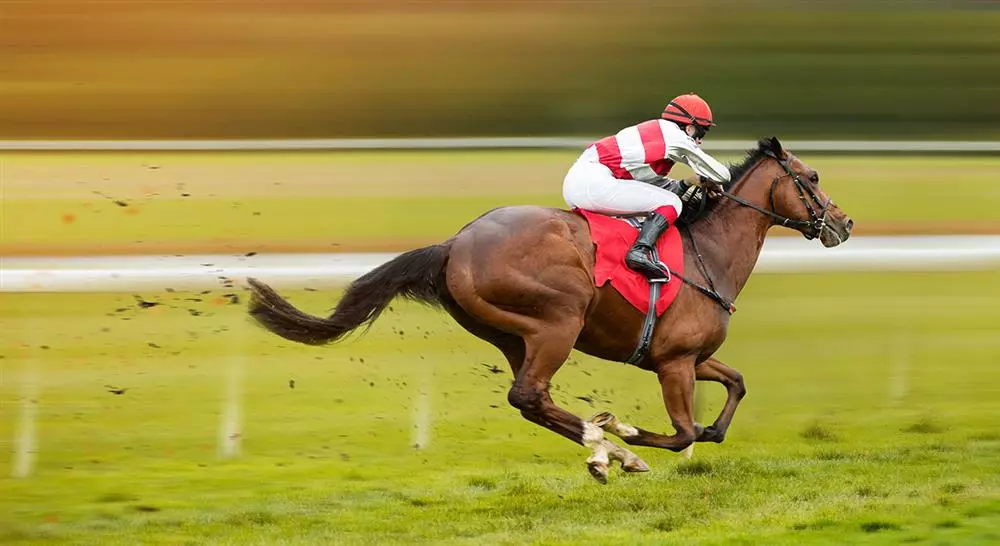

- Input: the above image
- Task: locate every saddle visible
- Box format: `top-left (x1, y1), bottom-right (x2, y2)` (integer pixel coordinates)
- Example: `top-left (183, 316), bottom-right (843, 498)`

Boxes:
top-left (574, 209), bottom-right (686, 364)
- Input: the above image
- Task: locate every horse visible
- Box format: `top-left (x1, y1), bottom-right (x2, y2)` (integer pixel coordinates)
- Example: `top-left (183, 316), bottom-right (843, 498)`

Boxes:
top-left (246, 136), bottom-right (854, 483)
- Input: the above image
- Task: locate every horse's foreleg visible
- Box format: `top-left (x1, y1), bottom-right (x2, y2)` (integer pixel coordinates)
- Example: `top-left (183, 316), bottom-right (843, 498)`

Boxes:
top-left (591, 356), bottom-right (699, 452)
top-left (694, 358), bottom-right (746, 443)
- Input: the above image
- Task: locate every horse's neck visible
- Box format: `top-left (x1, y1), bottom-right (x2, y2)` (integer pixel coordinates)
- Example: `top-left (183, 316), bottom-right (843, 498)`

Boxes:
top-left (688, 166), bottom-right (775, 300)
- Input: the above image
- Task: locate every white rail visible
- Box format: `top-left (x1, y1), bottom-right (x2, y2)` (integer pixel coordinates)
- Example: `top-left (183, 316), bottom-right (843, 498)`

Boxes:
top-left (3, 236), bottom-right (998, 292)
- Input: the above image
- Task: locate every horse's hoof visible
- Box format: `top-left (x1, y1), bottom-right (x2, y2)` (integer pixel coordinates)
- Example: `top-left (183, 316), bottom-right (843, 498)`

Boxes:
top-left (590, 411), bottom-right (615, 428)
top-left (622, 457), bottom-right (650, 473)
top-left (699, 425), bottom-right (725, 443)
top-left (587, 461), bottom-right (609, 484)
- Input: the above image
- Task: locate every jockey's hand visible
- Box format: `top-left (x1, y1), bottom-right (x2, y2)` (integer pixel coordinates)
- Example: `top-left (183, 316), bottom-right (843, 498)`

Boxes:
top-left (698, 176), bottom-right (725, 198)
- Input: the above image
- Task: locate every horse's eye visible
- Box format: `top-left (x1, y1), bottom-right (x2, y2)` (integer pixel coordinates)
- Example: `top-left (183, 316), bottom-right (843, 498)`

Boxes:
top-left (809, 172), bottom-right (820, 184)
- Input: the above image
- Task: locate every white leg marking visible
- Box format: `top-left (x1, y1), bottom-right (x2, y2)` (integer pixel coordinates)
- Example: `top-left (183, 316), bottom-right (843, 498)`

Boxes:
top-left (591, 412), bottom-right (640, 439)
top-left (586, 441), bottom-right (610, 467)
top-left (611, 422), bottom-right (640, 438)
top-left (583, 422), bottom-right (611, 482)
top-left (606, 440), bottom-right (650, 473)
top-left (582, 421), bottom-right (604, 448)
top-left (598, 439), bottom-right (651, 474)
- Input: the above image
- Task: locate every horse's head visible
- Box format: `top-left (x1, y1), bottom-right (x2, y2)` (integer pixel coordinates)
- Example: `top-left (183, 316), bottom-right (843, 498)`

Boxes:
top-left (732, 137), bottom-right (853, 247)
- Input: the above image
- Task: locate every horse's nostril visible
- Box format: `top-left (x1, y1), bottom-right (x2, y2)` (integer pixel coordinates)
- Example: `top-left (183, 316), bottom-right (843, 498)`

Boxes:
top-left (846, 219), bottom-right (854, 231)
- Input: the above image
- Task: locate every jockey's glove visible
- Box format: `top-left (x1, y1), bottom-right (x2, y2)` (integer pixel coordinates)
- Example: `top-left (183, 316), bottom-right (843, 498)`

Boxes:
top-left (698, 176), bottom-right (726, 197)
top-left (657, 177), bottom-right (709, 224)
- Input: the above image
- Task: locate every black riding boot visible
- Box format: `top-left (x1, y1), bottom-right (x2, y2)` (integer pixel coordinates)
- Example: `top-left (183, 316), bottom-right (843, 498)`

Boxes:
top-left (625, 211), bottom-right (672, 282)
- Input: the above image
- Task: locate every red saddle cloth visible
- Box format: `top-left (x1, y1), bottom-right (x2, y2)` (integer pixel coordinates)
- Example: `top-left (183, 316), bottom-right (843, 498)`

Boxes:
top-left (575, 209), bottom-right (685, 317)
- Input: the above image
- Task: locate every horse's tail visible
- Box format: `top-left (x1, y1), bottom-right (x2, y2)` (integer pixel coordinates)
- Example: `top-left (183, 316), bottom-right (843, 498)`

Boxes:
top-left (246, 243), bottom-right (451, 345)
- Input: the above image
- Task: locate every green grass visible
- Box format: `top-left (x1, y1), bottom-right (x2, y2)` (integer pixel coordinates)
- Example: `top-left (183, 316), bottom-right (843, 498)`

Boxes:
top-left (2, 270), bottom-right (999, 544)
top-left (4, 195), bottom-right (543, 249)
top-left (3, 151), bottom-right (999, 252)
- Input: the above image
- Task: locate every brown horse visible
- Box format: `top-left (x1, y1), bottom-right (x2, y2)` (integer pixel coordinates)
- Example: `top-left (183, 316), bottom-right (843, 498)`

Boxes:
top-left (246, 137), bottom-right (853, 483)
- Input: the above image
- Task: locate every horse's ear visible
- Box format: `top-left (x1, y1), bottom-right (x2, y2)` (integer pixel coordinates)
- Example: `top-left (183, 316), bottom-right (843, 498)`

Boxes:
top-left (767, 136), bottom-right (783, 155)
top-left (757, 136), bottom-right (784, 157)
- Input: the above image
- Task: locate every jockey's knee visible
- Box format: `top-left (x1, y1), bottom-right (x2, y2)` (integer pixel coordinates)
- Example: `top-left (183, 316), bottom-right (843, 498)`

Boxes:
top-left (562, 167), bottom-right (596, 209)
top-left (654, 204), bottom-right (681, 223)
top-left (656, 188), bottom-right (683, 211)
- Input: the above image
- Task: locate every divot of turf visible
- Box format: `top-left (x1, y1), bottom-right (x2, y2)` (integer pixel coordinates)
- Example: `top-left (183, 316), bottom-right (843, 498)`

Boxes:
top-left (651, 515), bottom-right (683, 532)
top-left (96, 492), bottom-right (138, 503)
top-left (224, 510), bottom-right (278, 526)
top-left (467, 476), bottom-right (498, 490)
top-left (856, 484), bottom-right (888, 498)
top-left (902, 417), bottom-right (948, 434)
top-left (941, 482), bottom-right (967, 494)
top-left (675, 460), bottom-right (714, 476)
top-left (801, 422), bottom-right (839, 442)
top-left (861, 520), bottom-right (902, 533)
top-left (791, 518), bottom-right (837, 531)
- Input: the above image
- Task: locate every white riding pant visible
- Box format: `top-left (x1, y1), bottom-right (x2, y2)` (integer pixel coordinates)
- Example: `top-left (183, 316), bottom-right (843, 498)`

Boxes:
top-left (563, 146), bottom-right (682, 218)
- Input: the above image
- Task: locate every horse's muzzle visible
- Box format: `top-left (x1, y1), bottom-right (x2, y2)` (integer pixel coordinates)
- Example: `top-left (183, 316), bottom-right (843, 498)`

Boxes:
top-left (820, 217), bottom-right (853, 248)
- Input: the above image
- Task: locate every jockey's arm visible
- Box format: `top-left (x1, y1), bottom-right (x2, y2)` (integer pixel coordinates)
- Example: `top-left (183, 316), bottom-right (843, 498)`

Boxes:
top-left (664, 137), bottom-right (731, 187)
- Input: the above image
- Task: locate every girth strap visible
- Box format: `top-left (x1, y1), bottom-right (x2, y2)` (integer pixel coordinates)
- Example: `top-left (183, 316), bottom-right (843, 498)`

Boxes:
top-left (626, 280), bottom-right (661, 365)
top-left (625, 246), bottom-right (670, 365)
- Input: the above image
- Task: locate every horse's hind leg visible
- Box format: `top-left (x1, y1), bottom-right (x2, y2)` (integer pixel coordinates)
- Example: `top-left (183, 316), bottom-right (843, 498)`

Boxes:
top-left (448, 297), bottom-right (652, 480)
top-left (441, 297), bottom-right (526, 375)
top-left (694, 358), bottom-right (746, 443)
top-left (505, 322), bottom-right (648, 483)
top-left (505, 325), bottom-right (587, 443)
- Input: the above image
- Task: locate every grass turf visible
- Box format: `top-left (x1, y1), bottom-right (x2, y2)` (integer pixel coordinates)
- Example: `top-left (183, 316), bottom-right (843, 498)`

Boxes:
top-left (1, 270), bottom-right (999, 544)
top-left (3, 151), bottom-right (999, 254)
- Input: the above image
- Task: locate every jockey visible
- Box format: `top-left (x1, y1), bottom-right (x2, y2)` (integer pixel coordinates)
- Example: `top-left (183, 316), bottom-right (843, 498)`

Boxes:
top-left (563, 93), bottom-right (731, 282)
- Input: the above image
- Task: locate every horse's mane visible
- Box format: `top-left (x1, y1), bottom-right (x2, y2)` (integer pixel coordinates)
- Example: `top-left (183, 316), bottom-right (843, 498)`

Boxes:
top-left (683, 136), bottom-right (782, 225)
top-left (724, 136), bottom-right (782, 192)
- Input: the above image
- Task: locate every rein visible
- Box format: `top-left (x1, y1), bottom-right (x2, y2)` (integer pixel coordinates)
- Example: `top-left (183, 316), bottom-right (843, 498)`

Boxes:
top-left (623, 149), bottom-right (834, 364)
top-left (720, 151), bottom-right (832, 239)
top-left (672, 151), bottom-right (832, 315)
top-left (670, 229), bottom-right (737, 315)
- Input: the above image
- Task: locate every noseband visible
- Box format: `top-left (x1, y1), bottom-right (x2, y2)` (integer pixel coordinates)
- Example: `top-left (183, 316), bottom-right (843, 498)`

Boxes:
top-left (719, 151), bottom-right (832, 239)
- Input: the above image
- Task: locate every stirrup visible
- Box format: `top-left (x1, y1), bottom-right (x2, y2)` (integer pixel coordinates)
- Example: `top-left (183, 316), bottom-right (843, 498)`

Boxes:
top-left (644, 259), bottom-right (671, 284)
top-left (627, 250), bottom-right (671, 284)
top-left (650, 259), bottom-right (671, 284)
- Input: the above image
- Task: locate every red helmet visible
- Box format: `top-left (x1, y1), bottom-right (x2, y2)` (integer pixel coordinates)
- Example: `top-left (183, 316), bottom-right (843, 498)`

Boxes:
top-left (661, 93), bottom-right (716, 127)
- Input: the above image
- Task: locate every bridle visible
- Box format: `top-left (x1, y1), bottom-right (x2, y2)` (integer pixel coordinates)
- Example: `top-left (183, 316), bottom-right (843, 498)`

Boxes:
top-left (669, 149), bottom-right (835, 316)
top-left (656, 148), bottom-right (837, 318)
top-left (718, 150), bottom-right (833, 240)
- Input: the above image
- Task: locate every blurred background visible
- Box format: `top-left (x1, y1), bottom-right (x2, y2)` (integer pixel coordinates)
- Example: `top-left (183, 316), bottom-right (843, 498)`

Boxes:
top-left (2, 1), bottom-right (999, 544)
top-left (3, 0), bottom-right (999, 139)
